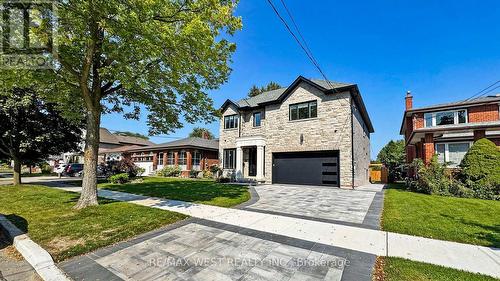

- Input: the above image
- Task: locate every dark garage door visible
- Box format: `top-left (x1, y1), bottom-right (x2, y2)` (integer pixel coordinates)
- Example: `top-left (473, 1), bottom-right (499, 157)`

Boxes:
top-left (272, 151), bottom-right (339, 186)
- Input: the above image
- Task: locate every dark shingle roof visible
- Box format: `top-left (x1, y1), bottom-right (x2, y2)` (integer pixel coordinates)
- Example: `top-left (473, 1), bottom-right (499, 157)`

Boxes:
top-left (99, 128), bottom-right (154, 146)
top-left (128, 137), bottom-right (219, 152)
top-left (235, 79), bottom-right (353, 108)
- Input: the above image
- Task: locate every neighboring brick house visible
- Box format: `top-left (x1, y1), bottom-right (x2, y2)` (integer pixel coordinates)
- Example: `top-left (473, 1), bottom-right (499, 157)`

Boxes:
top-left (400, 92), bottom-right (500, 167)
top-left (219, 76), bottom-right (374, 187)
top-left (125, 137), bottom-right (219, 176)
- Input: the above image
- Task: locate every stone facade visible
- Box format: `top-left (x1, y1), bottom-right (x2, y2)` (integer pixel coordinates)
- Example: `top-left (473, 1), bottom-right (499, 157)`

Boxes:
top-left (219, 81), bottom-right (371, 187)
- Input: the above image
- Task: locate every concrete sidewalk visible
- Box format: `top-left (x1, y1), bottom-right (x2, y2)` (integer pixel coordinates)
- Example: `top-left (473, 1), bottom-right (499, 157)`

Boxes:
top-left (54, 185), bottom-right (500, 279)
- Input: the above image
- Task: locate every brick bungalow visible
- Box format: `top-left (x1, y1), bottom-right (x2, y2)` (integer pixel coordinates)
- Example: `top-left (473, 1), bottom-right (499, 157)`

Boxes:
top-left (400, 92), bottom-right (500, 167)
top-left (125, 137), bottom-right (219, 176)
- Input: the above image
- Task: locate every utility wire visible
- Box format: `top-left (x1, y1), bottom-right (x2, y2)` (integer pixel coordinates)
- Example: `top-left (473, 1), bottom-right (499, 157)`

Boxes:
top-left (265, 0), bottom-right (332, 87)
top-left (464, 79), bottom-right (500, 101)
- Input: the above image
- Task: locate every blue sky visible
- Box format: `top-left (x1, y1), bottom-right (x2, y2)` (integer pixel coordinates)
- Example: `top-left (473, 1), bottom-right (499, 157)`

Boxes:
top-left (101, 0), bottom-right (500, 159)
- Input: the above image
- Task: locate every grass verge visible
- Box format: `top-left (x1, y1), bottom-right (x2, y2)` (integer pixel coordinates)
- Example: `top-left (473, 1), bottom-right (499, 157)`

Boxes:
top-left (101, 177), bottom-right (250, 208)
top-left (376, 257), bottom-right (498, 281)
top-left (0, 185), bottom-right (187, 262)
top-left (382, 183), bottom-right (500, 247)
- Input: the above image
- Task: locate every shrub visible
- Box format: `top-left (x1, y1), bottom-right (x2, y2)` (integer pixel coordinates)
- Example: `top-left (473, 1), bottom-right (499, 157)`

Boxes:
top-left (156, 166), bottom-right (181, 177)
top-left (109, 159), bottom-right (143, 177)
top-left (216, 177), bottom-right (230, 183)
top-left (407, 157), bottom-right (473, 198)
top-left (190, 170), bottom-right (200, 178)
top-left (459, 138), bottom-right (500, 200)
top-left (108, 173), bottom-right (129, 184)
top-left (40, 163), bottom-right (53, 174)
top-left (202, 169), bottom-right (213, 178)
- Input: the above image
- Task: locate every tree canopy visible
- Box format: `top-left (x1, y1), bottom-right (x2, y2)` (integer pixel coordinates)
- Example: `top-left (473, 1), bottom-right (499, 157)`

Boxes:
top-left (248, 81), bottom-right (282, 97)
top-left (189, 127), bottom-right (215, 139)
top-left (377, 139), bottom-right (406, 182)
top-left (0, 88), bottom-right (82, 185)
top-left (44, 0), bottom-right (241, 208)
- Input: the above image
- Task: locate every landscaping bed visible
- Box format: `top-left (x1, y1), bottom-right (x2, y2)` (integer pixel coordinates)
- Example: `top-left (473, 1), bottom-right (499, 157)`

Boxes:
top-left (0, 185), bottom-right (187, 262)
top-left (100, 176), bottom-right (250, 207)
top-left (382, 183), bottom-right (500, 247)
top-left (376, 257), bottom-right (497, 281)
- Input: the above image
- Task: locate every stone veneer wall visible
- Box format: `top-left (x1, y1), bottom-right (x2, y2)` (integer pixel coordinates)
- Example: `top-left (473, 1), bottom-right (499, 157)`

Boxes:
top-left (352, 101), bottom-right (371, 186)
top-left (219, 82), bottom-right (373, 187)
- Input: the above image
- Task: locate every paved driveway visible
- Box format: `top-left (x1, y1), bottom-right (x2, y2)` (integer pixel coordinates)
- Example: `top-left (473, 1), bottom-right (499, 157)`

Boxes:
top-left (241, 184), bottom-right (384, 229)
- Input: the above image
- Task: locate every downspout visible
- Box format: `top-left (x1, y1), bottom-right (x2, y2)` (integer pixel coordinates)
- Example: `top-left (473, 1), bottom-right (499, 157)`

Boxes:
top-left (350, 93), bottom-right (355, 189)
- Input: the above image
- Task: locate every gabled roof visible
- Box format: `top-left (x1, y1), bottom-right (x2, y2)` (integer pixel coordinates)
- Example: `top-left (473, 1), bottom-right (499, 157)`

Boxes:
top-left (220, 76), bottom-right (374, 133)
top-left (128, 137), bottom-right (219, 152)
top-left (99, 128), bottom-right (155, 146)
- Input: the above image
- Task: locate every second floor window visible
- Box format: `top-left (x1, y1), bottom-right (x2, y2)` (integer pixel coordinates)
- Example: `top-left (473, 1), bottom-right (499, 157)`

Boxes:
top-left (289, 101), bottom-right (317, 121)
top-left (224, 114), bottom-right (238, 129)
top-left (424, 109), bottom-right (467, 127)
top-left (253, 112), bottom-right (261, 127)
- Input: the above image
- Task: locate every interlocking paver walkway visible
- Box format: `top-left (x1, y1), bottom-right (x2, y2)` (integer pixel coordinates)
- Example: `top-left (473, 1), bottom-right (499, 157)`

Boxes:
top-left (51, 184), bottom-right (500, 279)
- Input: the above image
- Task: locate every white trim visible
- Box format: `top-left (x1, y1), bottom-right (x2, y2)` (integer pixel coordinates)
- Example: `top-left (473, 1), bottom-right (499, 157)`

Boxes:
top-left (424, 109), bottom-right (468, 128)
top-left (434, 141), bottom-right (473, 167)
top-left (235, 135), bottom-right (266, 147)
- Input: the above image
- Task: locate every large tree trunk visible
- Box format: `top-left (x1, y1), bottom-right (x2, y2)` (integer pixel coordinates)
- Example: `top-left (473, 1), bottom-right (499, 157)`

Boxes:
top-left (74, 108), bottom-right (101, 209)
top-left (12, 158), bottom-right (21, 185)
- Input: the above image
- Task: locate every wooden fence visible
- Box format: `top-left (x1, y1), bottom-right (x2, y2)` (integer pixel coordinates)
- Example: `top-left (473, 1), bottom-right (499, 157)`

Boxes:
top-left (369, 165), bottom-right (388, 183)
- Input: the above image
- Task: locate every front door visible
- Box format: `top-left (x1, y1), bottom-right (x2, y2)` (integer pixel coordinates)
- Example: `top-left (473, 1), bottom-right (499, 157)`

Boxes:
top-left (248, 147), bottom-right (257, 177)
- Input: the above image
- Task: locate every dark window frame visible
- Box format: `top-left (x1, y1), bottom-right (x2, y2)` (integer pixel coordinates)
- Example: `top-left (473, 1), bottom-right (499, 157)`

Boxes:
top-left (289, 100), bottom-right (317, 121)
top-left (253, 112), bottom-right (262, 127)
top-left (224, 114), bottom-right (239, 129)
top-left (223, 149), bottom-right (236, 169)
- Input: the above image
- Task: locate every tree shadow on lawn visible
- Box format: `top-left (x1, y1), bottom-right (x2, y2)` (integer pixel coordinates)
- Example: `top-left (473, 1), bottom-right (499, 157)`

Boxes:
top-left (63, 193), bottom-right (118, 205)
top-left (440, 214), bottom-right (500, 248)
top-left (106, 179), bottom-right (249, 202)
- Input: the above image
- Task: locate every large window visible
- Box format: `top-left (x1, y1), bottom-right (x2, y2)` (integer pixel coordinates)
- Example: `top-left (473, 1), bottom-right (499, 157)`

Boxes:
top-left (167, 151), bottom-right (175, 165)
top-left (223, 149), bottom-right (236, 169)
top-left (435, 142), bottom-right (471, 167)
top-left (253, 112), bottom-right (261, 127)
top-left (158, 153), bottom-right (164, 165)
top-left (424, 109), bottom-right (467, 127)
top-left (193, 151), bottom-right (201, 166)
top-left (289, 101), bottom-right (317, 121)
top-left (224, 115), bottom-right (239, 129)
top-left (178, 150), bottom-right (187, 165)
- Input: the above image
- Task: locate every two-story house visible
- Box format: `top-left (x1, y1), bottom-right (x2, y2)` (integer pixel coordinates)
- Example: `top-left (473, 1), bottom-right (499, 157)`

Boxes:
top-left (219, 76), bottom-right (374, 187)
top-left (400, 92), bottom-right (500, 167)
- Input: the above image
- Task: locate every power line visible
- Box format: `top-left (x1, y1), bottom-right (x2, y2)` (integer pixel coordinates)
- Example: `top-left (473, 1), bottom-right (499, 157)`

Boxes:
top-left (464, 79), bottom-right (500, 101)
top-left (265, 0), bottom-right (332, 86)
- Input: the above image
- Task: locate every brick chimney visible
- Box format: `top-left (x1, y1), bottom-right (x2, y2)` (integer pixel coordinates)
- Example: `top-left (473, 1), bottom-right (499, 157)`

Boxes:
top-left (405, 91), bottom-right (413, 110)
top-left (202, 131), bottom-right (210, 139)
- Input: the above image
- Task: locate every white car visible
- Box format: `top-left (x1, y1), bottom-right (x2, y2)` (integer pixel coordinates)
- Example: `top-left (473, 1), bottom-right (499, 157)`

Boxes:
top-left (54, 164), bottom-right (67, 174)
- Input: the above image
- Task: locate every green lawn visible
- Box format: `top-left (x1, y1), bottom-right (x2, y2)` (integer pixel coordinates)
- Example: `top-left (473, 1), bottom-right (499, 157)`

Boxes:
top-left (0, 185), bottom-right (187, 262)
top-left (382, 183), bottom-right (500, 247)
top-left (101, 177), bottom-right (251, 208)
top-left (380, 257), bottom-right (498, 281)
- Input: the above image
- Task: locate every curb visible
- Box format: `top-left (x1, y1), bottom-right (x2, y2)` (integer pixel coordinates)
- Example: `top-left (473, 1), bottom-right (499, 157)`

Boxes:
top-left (0, 214), bottom-right (71, 281)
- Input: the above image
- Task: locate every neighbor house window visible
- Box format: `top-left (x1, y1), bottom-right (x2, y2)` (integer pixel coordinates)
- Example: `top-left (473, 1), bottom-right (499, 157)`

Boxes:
top-left (253, 112), bottom-right (261, 127)
top-left (158, 153), bottom-right (164, 165)
top-left (223, 149), bottom-right (236, 169)
top-left (167, 151), bottom-right (174, 165)
top-left (192, 151), bottom-right (201, 166)
top-left (289, 101), bottom-right (317, 121)
top-left (435, 142), bottom-right (471, 167)
top-left (224, 114), bottom-right (239, 129)
top-left (424, 109), bottom-right (467, 127)
top-left (178, 150), bottom-right (187, 165)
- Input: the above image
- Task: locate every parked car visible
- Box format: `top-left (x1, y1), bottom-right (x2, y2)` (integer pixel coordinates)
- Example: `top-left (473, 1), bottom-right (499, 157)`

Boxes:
top-left (63, 163), bottom-right (84, 176)
top-left (54, 164), bottom-right (68, 174)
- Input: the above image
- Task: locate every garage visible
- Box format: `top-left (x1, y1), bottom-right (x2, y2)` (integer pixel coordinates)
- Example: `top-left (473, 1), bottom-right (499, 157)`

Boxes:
top-left (272, 151), bottom-right (340, 186)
